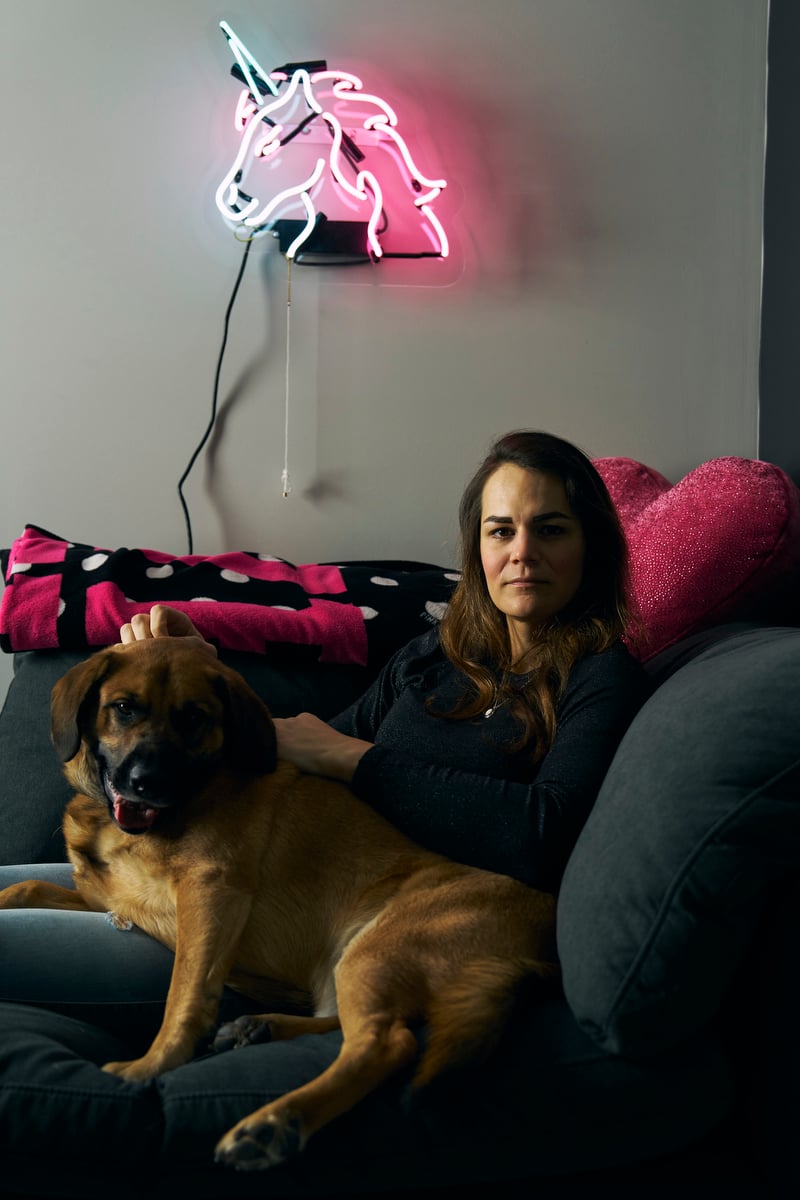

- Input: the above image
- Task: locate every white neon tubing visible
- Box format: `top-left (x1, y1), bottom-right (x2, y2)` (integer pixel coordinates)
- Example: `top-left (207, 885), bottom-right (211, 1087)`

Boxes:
top-left (322, 114), bottom-right (384, 257)
top-left (323, 112), bottom-right (364, 200)
top-left (296, 69), bottom-right (323, 114)
top-left (356, 170), bottom-right (384, 259)
top-left (419, 203), bottom-right (450, 258)
top-left (366, 120), bottom-right (446, 192)
top-left (217, 180), bottom-right (258, 223)
top-left (268, 68), bottom-right (310, 112)
top-left (311, 69), bottom-right (363, 89)
top-left (312, 71), bottom-right (401, 127)
top-left (234, 88), bottom-right (258, 131)
top-left (253, 125), bottom-right (284, 158)
top-left (220, 20), bottom-right (279, 102)
top-left (242, 156), bottom-right (326, 232)
top-left (284, 190), bottom-right (318, 260)
top-left (216, 75), bottom-right (320, 223)
top-left (330, 80), bottom-right (398, 126)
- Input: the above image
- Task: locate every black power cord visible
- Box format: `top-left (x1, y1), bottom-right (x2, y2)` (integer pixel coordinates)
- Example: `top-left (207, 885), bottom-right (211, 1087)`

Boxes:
top-left (177, 237), bottom-right (253, 554)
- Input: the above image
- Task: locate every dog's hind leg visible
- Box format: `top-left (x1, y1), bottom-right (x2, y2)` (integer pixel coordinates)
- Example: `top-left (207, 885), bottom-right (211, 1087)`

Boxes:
top-left (213, 1012), bottom-right (341, 1054)
top-left (0, 880), bottom-right (96, 912)
top-left (411, 954), bottom-right (558, 1089)
top-left (214, 963), bottom-right (419, 1171)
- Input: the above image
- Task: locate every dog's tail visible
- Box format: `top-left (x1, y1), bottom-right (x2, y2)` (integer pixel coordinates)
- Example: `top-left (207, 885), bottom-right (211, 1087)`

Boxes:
top-left (412, 955), bottom-right (559, 1090)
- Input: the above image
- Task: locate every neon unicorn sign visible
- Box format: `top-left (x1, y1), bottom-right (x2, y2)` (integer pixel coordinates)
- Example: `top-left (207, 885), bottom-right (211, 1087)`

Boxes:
top-left (215, 21), bottom-right (449, 263)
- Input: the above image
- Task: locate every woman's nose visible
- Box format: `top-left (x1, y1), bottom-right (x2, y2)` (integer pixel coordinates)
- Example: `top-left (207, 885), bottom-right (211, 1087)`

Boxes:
top-left (511, 532), bottom-right (539, 562)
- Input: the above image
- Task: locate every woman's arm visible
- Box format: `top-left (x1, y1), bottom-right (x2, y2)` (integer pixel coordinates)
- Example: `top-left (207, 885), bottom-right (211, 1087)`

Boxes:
top-left (271, 632), bottom-right (440, 781)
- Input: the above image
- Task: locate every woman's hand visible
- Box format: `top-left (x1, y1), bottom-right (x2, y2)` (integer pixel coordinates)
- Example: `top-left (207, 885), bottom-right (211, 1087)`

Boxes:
top-left (274, 713), bottom-right (373, 784)
top-left (119, 604), bottom-right (217, 657)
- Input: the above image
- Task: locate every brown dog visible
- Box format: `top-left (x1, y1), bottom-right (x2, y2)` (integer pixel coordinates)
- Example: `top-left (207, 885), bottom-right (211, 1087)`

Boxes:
top-left (0, 638), bottom-right (558, 1170)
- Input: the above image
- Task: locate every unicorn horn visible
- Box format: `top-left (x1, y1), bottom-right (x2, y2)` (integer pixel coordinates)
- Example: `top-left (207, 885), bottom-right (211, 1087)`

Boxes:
top-left (219, 20), bottom-right (279, 103)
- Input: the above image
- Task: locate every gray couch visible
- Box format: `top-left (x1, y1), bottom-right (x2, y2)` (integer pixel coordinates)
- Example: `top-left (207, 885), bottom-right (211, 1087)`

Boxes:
top-left (0, 615), bottom-right (798, 1199)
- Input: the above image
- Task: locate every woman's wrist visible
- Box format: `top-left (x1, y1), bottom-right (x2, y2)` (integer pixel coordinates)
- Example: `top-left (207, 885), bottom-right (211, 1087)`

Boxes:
top-left (321, 738), bottom-right (373, 784)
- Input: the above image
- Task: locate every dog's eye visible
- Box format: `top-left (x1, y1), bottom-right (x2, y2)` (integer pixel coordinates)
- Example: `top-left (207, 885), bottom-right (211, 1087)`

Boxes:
top-left (175, 704), bottom-right (209, 735)
top-left (112, 701), bottom-right (136, 721)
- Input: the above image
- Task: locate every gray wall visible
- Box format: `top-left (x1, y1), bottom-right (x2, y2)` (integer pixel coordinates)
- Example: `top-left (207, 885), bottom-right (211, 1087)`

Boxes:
top-left (760, 0), bottom-right (800, 481)
top-left (0, 0), bottom-right (768, 700)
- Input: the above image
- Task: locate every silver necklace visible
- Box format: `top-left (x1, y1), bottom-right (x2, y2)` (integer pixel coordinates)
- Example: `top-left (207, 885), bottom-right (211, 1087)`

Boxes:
top-left (484, 685), bottom-right (506, 719)
top-left (484, 667), bottom-right (532, 718)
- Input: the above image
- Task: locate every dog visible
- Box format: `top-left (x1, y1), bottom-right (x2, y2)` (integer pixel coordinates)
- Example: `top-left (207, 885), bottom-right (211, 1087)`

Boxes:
top-left (0, 638), bottom-right (558, 1171)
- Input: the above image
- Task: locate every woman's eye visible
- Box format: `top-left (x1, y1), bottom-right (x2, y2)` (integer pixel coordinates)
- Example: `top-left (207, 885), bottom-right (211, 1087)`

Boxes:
top-left (488, 526), bottom-right (514, 539)
top-left (537, 524), bottom-right (566, 538)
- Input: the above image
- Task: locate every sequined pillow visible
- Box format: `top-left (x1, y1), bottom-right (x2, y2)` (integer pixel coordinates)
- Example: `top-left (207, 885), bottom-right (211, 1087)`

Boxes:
top-left (594, 456), bottom-right (800, 661)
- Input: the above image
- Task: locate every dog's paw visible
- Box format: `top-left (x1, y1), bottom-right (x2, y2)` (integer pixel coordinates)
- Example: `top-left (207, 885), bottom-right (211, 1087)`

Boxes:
top-left (212, 1014), bottom-right (274, 1054)
top-left (102, 1058), bottom-right (158, 1082)
top-left (104, 911), bottom-right (133, 932)
top-left (215, 1109), bottom-right (303, 1171)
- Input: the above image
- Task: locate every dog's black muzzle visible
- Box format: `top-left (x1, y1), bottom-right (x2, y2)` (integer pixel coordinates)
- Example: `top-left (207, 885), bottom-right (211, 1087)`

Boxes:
top-left (100, 745), bottom-right (213, 835)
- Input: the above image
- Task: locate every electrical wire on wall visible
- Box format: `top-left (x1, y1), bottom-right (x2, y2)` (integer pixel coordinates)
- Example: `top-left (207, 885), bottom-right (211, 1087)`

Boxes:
top-left (178, 240), bottom-right (296, 554)
top-left (177, 237), bottom-right (252, 555)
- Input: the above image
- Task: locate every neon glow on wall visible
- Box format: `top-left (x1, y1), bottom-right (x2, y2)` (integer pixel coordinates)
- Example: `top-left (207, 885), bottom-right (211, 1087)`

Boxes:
top-left (216, 21), bottom-right (449, 262)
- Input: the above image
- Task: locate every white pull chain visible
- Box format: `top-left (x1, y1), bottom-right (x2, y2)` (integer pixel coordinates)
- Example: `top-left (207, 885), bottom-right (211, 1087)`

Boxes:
top-left (281, 256), bottom-right (292, 497)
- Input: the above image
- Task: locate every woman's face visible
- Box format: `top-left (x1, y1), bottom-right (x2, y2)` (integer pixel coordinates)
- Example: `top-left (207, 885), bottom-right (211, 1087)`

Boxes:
top-left (479, 463), bottom-right (586, 658)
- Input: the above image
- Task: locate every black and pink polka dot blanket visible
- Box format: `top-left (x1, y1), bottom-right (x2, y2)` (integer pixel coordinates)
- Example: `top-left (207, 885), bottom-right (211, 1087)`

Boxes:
top-left (0, 526), bottom-right (459, 667)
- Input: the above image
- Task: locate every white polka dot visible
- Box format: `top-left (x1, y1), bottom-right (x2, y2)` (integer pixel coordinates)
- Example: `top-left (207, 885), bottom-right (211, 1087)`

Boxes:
top-left (58, 598), bottom-right (66, 616)
top-left (81, 553), bottom-right (108, 572)
top-left (257, 554), bottom-right (283, 562)
top-left (189, 596), bottom-right (218, 602)
top-left (360, 606), bottom-right (378, 619)
top-left (370, 576), bottom-right (399, 587)
top-left (271, 605), bottom-right (296, 611)
top-left (220, 569), bottom-right (250, 584)
top-left (9, 562), bottom-right (31, 575)
top-left (425, 601), bottom-right (448, 621)
top-left (146, 565), bottom-right (174, 580)
top-left (444, 572), bottom-right (461, 581)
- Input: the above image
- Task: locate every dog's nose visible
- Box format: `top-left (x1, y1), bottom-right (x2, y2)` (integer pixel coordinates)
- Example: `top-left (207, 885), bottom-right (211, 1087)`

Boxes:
top-left (127, 762), bottom-right (161, 801)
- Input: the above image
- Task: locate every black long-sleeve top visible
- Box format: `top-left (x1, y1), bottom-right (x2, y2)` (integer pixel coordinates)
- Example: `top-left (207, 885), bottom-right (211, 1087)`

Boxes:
top-left (329, 629), bottom-right (649, 892)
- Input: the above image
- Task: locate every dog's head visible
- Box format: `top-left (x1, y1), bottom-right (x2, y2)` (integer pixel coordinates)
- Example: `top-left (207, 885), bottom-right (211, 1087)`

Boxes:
top-left (51, 639), bottom-right (277, 835)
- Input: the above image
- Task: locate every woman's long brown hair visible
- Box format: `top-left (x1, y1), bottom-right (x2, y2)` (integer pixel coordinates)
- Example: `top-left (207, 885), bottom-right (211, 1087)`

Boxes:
top-left (435, 431), bottom-right (634, 761)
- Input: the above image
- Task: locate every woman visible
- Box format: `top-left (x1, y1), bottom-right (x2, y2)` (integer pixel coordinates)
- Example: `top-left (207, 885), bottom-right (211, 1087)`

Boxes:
top-left (122, 429), bottom-right (648, 893)
top-left (0, 430), bottom-right (648, 1020)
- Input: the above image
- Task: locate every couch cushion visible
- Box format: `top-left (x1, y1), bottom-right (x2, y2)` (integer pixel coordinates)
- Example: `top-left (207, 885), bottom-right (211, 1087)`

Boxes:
top-left (594, 457), bottom-right (800, 661)
top-left (557, 625), bottom-right (800, 1056)
top-left (0, 997), bottom-right (733, 1196)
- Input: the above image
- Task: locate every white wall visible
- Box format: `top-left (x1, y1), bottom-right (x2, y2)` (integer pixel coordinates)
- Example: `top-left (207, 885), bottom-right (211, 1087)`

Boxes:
top-left (0, 0), bottom-right (767, 699)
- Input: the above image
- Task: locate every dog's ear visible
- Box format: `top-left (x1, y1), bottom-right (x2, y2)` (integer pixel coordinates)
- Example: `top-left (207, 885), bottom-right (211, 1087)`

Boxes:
top-left (213, 669), bottom-right (278, 776)
top-left (51, 651), bottom-right (116, 762)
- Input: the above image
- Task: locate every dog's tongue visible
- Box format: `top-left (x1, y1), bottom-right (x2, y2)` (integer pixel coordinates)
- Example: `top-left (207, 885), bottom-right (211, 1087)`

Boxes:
top-left (113, 797), bottom-right (159, 832)
top-left (104, 772), bottom-right (160, 832)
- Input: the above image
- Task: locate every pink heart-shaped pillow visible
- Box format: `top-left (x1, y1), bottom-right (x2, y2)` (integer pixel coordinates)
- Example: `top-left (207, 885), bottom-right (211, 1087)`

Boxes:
top-left (594, 456), bottom-right (800, 661)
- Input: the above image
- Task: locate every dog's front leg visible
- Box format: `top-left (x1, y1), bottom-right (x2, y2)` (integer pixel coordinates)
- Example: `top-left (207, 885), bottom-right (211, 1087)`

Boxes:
top-left (104, 880), bottom-right (253, 1082)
